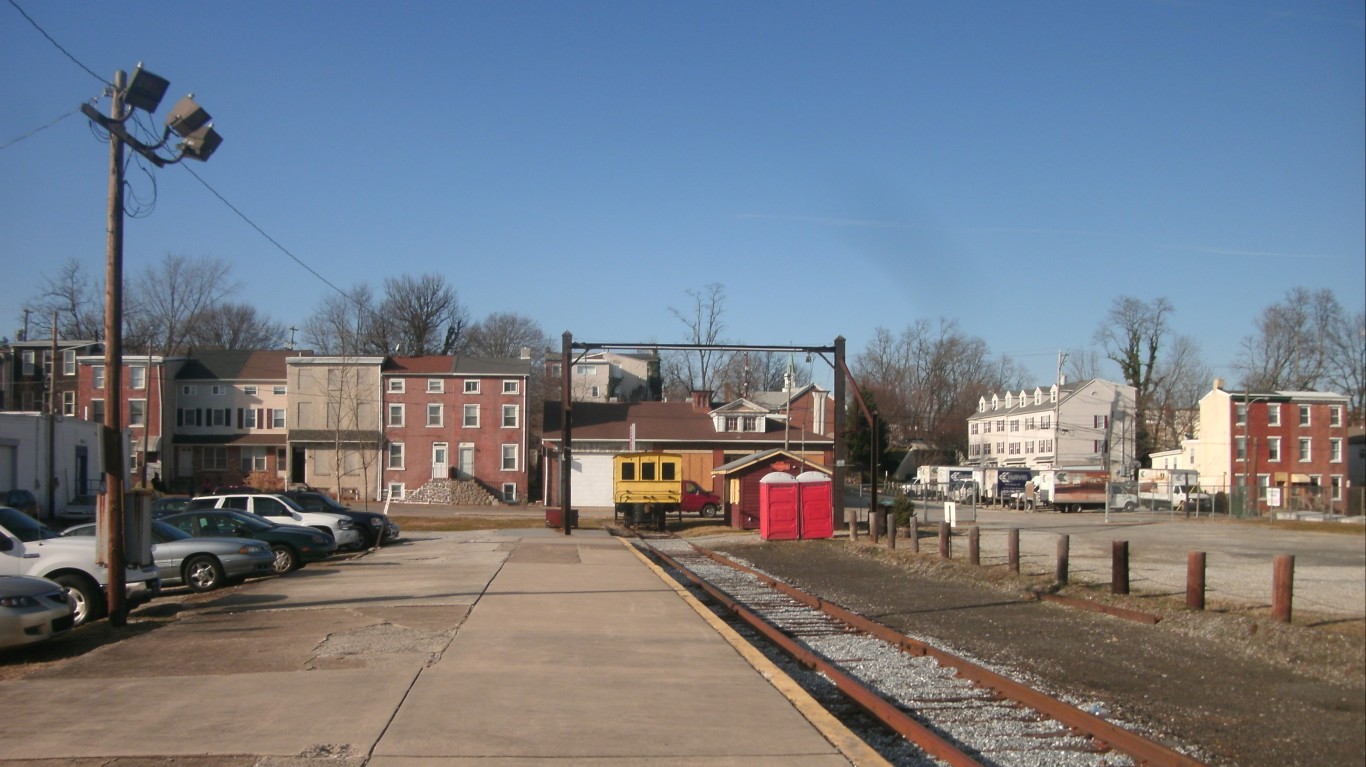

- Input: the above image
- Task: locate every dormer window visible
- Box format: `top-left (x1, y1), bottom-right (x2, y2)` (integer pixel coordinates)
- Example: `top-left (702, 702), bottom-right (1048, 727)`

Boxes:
top-left (991, 394), bottom-right (999, 410)
top-left (1049, 384), bottom-right (1058, 403)
top-left (978, 397), bottom-right (987, 413)
top-left (1004, 393), bottom-right (1014, 409)
top-left (1034, 388), bottom-right (1042, 405)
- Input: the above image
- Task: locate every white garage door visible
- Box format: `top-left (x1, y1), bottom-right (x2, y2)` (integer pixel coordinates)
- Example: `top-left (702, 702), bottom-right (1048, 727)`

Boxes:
top-left (570, 453), bottom-right (615, 507)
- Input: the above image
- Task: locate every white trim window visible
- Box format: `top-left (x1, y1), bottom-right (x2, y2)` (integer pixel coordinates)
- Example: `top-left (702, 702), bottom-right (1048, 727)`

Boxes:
top-left (21, 351), bottom-right (34, 376)
top-left (271, 409), bottom-right (286, 428)
top-left (426, 404), bottom-right (443, 427)
top-left (62, 391), bottom-right (76, 416)
top-left (273, 385), bottom-right (287, 395)
top-left (463, 404), bottom-right (479, 428)
top-left (464, 379), bottom-right (480, 394)
top-left (182, 385), bottom-right (197, 396)
top-left (211, 385), bottom-right (226, 396)
top-left (1298, 438), bottom-right (1311, 463)
top-left (1330, 406), bottom-right (1343, 427)
top-left (63, 349), bottom-right (76, 376)
top-left (427, 379), bottom-right (444, 394)
top-left (502, 380), bottom-right (519, 394)
top-left (129, 399), bottom-right (147, 427)
top-left (387, 403), bottom-right (405, 427)
top-left (386, 483), bottom-right (405, 501)
top-left (243, 385), bottom-right (258, 396)
top-left (502, 404), bottom-right (518, 428)
top-left (387, 442), bottom-right (404, 470)
top-left (502, 483), bottom-right (518, 502)
top-left (93, 365), bottom-right (105, 390)
top-left (1267, 404), bottom-right (1281, 427)
top-left (240, 447), bottom-right (267, 473)
top-left (1266, 437), bottom-right (1281, 463)
top-left (1298, 405), bottom-right (1311, 427)
top-left (1330, 438), bottom-right (1342, 463)
top-left (1331, 475), bottom-right (1343, 501)
top-left (501, 444), bottom-right (518, 471)
top-left (388, 378), bottom-right (406, 393)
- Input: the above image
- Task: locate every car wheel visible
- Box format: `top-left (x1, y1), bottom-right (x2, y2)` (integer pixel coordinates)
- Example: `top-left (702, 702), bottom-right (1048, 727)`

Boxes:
top-left (1123, 501), bottom-right (1137, 512)
top-left (359, 529), bottom-right (378, 549)
top-left (54, 573), bottom-right (105, 627)
top-left (271, 545), bottom-right (299, 574)
top-left (699, 504), bottom-right (719, 518)
top-left (184, 554), bottom-right (225, 592)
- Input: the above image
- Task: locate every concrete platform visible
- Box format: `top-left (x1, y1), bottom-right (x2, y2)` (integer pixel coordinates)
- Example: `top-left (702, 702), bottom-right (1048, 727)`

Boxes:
top-left (0, 528), bottom-right (885, 766)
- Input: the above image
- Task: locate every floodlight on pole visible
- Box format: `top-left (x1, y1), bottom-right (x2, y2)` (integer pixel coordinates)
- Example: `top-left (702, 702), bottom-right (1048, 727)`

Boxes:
top-left (80, 65), bottom-right (224, 628)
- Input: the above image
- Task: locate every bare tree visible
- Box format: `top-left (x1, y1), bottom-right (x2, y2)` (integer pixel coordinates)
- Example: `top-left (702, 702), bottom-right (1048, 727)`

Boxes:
top-left (1324, 309), bottom-right (1365, 425)
top-left (463, 312), bottom-right (548, 359)
top-left (1147, 335), bottom-right (1212, 451)
top-left (1093, 296), bottom-right (1173, 463)
top-left (1063, 348), bottom-right (1105, 383)
top-left (23, 258), bottom-right (104, 341)
top-left (375, 273), bottom-right (467, 356)
top-left (123, 253), bottom-right (234, 354)
top-left (853, 318), bottom-right (1016, 455)
top-left (186, 303), bottom-right (288, 350)
top-left (302, 285), bottom-right (378, 356)
top-left (1237, 287), bottom-right (1345, 392)
top-left (664, 283), bottom-right (731, 397)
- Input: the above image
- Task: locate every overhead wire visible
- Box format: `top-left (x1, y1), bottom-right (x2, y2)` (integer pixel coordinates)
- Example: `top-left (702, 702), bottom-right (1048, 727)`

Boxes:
top-left (5, 0), bottom-right (111, 87)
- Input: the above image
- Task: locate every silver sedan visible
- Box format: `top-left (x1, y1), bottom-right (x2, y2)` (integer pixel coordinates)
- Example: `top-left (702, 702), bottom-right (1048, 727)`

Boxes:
top-left (0, 575), bottom-right (76, 650)
top-left (64, 521), bottom-right (276, 592)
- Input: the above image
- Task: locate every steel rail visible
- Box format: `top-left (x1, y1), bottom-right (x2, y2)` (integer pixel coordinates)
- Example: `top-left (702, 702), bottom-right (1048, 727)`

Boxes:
top-left (687, 543), bottom-right (1206, 767)
top-left (644, 542), bottom-right (989, 767)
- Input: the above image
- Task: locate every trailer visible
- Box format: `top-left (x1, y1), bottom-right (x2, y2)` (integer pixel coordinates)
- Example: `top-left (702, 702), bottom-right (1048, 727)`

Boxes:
top-left (1033, 468), bottom-right (1135, 513)
top-left (1137, 468), bottom-right (1211, 512)
top-left (979, 468), bottom-right (1034, 506)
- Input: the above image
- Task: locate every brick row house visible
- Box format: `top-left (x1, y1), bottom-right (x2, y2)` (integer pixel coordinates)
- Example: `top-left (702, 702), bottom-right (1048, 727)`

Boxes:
top-left (63, 350), bottom-right (531, 505)
top-left (1189, 381), bottom-right (1351, 514)
top-left (379, 356), bottom-right (533, 504)
top-left (1, 339), bottom-right (101, 414)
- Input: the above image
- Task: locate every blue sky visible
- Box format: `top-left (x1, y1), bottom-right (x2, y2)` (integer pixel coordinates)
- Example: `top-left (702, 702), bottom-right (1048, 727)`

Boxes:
top-left (3, 1), bottom-right (1362, 390)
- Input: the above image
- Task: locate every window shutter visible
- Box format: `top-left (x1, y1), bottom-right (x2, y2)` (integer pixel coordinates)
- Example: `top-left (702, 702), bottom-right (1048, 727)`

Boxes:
top-left (237, 408), bottom-right (244, 429)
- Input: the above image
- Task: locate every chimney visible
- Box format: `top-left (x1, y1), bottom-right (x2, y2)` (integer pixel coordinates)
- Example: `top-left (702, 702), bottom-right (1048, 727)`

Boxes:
top-left (1213, 377), bottom-right (1224, 391)
top-left (520, 346), bottom-right (531, 360)
top-left (690, 390), bottom-right (713, 411)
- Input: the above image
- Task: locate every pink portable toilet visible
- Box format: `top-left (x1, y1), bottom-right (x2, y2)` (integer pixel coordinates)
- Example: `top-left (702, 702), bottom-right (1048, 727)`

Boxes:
top-left (759, 472), bottom-right (799, 541)
top-left (796, 471), bottom-right (834, 539)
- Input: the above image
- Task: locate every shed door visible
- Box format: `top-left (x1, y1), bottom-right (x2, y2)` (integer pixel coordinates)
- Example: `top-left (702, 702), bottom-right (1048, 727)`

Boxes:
top-left (570, 453), bottom-right (614, 507)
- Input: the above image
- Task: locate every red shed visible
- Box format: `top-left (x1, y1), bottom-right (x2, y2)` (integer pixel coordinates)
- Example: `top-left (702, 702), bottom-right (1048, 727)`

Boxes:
top-left (712, 449), bottom-right (832, 530)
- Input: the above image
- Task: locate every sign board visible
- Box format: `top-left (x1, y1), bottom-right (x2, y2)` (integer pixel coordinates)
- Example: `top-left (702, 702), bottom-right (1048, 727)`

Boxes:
top-left (1267, 488), bottom-right (1282, 508)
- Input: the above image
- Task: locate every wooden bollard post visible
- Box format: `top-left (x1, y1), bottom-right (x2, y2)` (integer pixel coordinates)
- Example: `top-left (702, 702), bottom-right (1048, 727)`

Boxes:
top-left (869, 508), bottom-right (880, 543)
top-left (1112, 540), bottom-right (1129, 595)
top-left (968, 526), bottom-right (980, 566)
top-left (1056, 534), bottom-right (1069, 585)
top-left (1186, 551), bottom-right (1206, 610)
top-left (938, 521), bottom-right (951, 560)
top-left (910, 516), bottom-right (919, 553)
top-left (1008, 528), bottom-right (1020, 574)
top-left (888, 509), bottom-right (897, 550)
top-left (1272, 554), bottom-right (1295, 623)
top-left (848, 509), bottom-right (858, 541)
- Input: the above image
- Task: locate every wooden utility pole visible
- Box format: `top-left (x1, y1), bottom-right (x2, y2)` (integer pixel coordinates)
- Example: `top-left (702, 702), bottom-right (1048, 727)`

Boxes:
top-left (103, 70), bottom-right (128, 627)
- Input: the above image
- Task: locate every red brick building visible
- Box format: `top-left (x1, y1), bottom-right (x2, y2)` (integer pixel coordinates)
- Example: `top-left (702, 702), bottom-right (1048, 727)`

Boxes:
top-left (1193, 383), bottom-right (1351, 514)
top-left (379, 356), bottom-right (532, 504)
top-left (75, 353), bottom-right (174, 487)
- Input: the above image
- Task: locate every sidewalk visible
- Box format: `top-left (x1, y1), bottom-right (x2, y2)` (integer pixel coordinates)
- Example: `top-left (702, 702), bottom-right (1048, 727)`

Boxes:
top-left (0, 528), bottom-right (881, 766)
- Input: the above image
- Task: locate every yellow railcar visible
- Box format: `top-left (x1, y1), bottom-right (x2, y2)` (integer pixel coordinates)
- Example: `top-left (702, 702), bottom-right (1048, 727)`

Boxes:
top-left (612, 452), bottom-right (682, 528)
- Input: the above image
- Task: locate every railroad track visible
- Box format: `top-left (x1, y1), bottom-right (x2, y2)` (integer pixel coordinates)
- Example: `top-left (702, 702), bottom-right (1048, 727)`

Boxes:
top-left (630, 532), bottom-right (1206, 767)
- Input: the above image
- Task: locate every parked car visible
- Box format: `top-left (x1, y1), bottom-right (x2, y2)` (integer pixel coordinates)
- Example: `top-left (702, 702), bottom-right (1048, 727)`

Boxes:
top-left (151, 495), bottom-right (193, 517)
top-left (0, 574), bottom-right (76, 650)
top-left (3, 490), bottom-right (41, 519)
top-left (281, 490), bottom-right (400, 548)
top-left (159, 510), bottom-right (338, 574)
top-left (64, 521), bottom-right (275, 592)
top-left (186, 494), bottom-right (362, 550)
top-left (56, 494), bottom-right (98, 526)
top-left (0, 506), bottom-right (161, 626)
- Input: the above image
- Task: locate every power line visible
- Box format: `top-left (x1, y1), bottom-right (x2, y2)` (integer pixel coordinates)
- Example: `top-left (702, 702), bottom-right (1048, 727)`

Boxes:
top-left (5, 0), bottom-right (111, 87)
top-left (0, 104), bottom-right (90, 151)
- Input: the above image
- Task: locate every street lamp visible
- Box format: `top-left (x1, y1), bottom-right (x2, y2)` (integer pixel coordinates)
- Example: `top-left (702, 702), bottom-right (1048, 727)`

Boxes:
top-left (81, 64), bottom-right (223, 627)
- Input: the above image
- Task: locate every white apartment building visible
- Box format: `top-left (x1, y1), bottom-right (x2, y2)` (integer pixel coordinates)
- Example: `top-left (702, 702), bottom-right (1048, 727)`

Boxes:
top-left (966, 379), bottom-right (1137, 476)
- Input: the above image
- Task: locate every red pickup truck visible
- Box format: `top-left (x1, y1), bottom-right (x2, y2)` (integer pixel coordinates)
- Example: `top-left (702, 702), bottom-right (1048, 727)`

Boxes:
top-left (679, 481), bottom-right (722, 517)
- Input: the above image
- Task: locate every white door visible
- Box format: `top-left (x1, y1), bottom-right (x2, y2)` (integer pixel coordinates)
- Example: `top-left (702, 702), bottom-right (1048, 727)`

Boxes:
top-left (457, 444), bottom-right (474, 479)
top-left (432, 442), bottom-right (449, 479)
top-left (569, 453), bottom-right (614, 507)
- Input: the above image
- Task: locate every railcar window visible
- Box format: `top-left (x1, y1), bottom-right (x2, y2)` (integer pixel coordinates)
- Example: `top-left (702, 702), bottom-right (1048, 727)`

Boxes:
top-left (642, 462), bottom-right (656, 480)
top-left (662, 462), bottom-right (676, 480)
top-left (620, 463), bottom-right (635, 481)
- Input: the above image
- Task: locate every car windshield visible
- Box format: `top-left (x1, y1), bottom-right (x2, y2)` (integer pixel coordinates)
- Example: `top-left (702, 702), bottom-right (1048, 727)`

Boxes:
top-left (274, 495), bottom-right (307, 512)
top-left (152, 521), bottom-right (192, 542)
top-left (220, 510), bottom-right (277, 531)
top-left (0, 507), bottom-right (63, 542)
